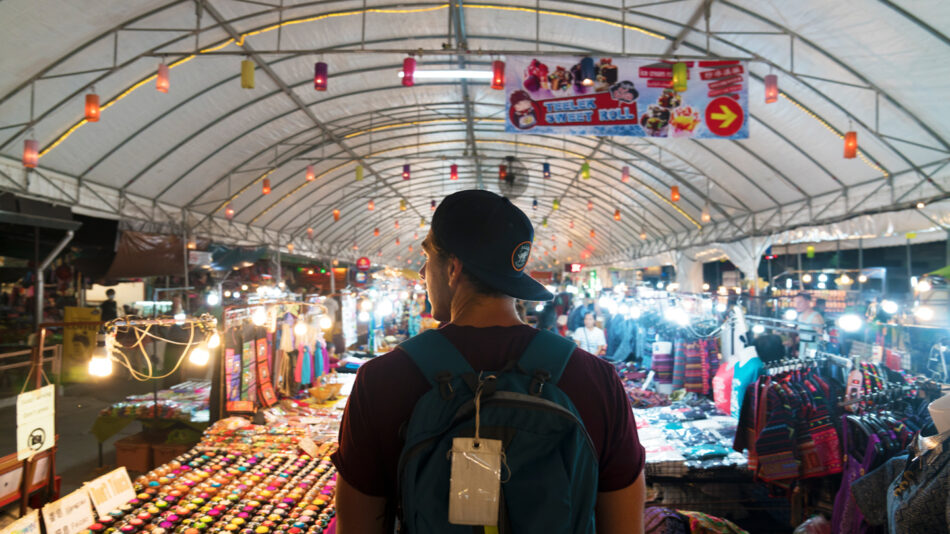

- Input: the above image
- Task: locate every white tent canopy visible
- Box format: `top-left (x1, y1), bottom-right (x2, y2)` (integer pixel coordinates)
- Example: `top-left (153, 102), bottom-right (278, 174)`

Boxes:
top-left (1, 0), bottom-right (948, 270)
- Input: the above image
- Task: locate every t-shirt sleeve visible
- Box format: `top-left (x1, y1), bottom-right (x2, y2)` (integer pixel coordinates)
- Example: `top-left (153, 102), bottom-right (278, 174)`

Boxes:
top-left (594, 356), bottom-right (645, 492)
top-left (330, 360), bottom-right (387, 496)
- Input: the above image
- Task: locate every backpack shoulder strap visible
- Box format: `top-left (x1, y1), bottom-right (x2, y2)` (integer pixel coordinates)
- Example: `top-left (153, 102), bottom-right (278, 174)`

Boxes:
top-left (398, 329), bottom-right (475, 387)
top-left (518, 330), bottom-right (577, 385)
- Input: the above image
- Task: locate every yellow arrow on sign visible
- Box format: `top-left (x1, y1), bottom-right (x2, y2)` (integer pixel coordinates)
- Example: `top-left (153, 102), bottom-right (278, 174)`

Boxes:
top-left (710, 105), bottom-right (737, 128)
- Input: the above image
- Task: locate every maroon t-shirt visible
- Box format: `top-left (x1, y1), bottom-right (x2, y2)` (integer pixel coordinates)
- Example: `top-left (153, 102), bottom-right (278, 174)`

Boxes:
top-left (331, 324), bottom-right (645, 499)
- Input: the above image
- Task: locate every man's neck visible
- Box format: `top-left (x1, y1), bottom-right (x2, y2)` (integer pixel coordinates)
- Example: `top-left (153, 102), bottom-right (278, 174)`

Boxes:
top-left (450, 291), bottom-right (522, 327)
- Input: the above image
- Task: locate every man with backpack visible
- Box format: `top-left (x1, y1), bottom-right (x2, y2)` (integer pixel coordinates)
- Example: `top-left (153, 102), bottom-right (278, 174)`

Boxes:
top-left (332, 190), bottom-right (645, 533)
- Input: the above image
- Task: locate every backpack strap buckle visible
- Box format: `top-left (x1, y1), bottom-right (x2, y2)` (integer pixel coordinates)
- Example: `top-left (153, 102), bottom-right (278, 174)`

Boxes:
top-left (435, 371), bottom-right (455, 400)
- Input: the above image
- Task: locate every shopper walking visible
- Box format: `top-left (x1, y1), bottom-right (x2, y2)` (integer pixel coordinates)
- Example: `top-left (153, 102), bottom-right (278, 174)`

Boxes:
top-left (333, 190), bottom-right (645, 533)
top-left (573, 311), bottom-right (607, 356)
top-left (794, 292), bottom-right (824, 356)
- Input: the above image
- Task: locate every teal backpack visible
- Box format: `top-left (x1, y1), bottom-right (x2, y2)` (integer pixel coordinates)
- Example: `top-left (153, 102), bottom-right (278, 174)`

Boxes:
top-left (396, 329), bottom-right (599, 533)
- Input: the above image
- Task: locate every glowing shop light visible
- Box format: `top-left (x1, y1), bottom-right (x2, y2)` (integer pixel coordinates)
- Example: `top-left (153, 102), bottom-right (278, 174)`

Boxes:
top-left (837, 313), bottom-right (864, 333)
top-left (294, 320), bottom-right (308, 337)
top-left (752, 324), bottom-right (765, 335)
top-left (784, 309), bottom-right (799, 321)
top-left (174, 312), bottom-right (186, 325)
top-left (629, 305), bottom-right (642, 319)
top-left (802, 274), bottom-right (813, 283)
top-left (817, 282), bottom-right (827, 289)
top-left (207, 332), bottom-right (221, 349)
top-left (206, 292), bottom-right (220, 306)
top-left (189, 344), bottom-right (210, 366)
top-left (656, 282), bottom-right (664, 289)
top-left (376, 300), bottom-right (394, 318)
top-left (914, 306), bottom-right (934, 321)
top-left (252, 308), bottom-right (267, 326)
top-left (818, 274), bottom-right (828, 283)
top-left (880, 300), bottom-right (899, 315)
top-left (241, 284), bottom-right (249, 291)
top-left (224, 290), bottom-right (232, 298)
top-left (358, 311), bottom-right (371, 322)
top-left (88, 351), bottom-right (113, 377)
top-left (917, 279), bottom-right (932, 292)
top-left (319, 316), bottom-right (333, 330)
top-left (786, 278), bottom-right (793, 289)
top-left (232, 291), bottom-right (240, 299)
top-left (535, 304), bottom-right (544, 312)
top-left (858, 274), bottom-right (868, 283)
top-left (716, 301), bottom-right (728, 313)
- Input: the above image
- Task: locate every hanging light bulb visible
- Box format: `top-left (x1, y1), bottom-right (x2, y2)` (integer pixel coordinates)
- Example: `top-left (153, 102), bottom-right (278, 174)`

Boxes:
top-left (672, 62), bottom-right (687, 92)
top-left (88, 349), bottom-right (113, 377)
top-left (408, 244), bottom-right (413, 252)
top-left (430, 199), bottom-right (436, 211)
top-left (568, 240), bottom-right (573, 248)
top-left (22, 139), bottom-right (38, 168)
top-left (701, 202), bottom-right (711, 223)
top-left (543, 162), bottom-right (551, 179)
top-left (394, 220), bottom-right (400, 229)
top-left (287, 243), bottom-right (294, 252)
top-left (532, 198), bottom-right (538, 210)
top-left (553, 198), bottom-right (560, 210)
top-left (332, 209), bottom-right (340, 221)
top-left (294, 319), bottom-right (308, 337)
top-left (806, 245), bottom-right (815, 258)
top-left (581, 161), bottom-right (590, 179)
top-left (241, 58), bottom-right (255, 88)
top-left (262, 179), bottom-right (271, 195)
top-left (319, 315), bottom-right (332, 330)
top-left (306, 165), bottom-right (315, 181)
top-left (156, 62), bottom-right (170, 93)
top-left (621, 166), bottom-right (630, 182)
top-left (402, 57), bottom-right (416, 87)
top-left (640, 229), bottom-right (647, 239)
top-left (580, 57), bottom-right (595, 86)
top-left (614, 208), bottom-right (621, 221)
top-left (490, 60), bottom-right (506, 90)
top-left (85, 92), bottom-right (100, 122)
top-left (402, 164), bottom-right (411, 180)
top-left (844, 131), bottom-right (858, 159)
top-left (251, 307), bottom-right (267, 326)
top-left (352, 242), bottom-right (358, 251)
top-left (419, 217), bottom-right (425, 228)
top-left (400, 198), bottom-right (407, 211)
top-left (314, 61), bottom-right (328, 91)
top-left (187, 237), bottom-right (197, 250)
top-left (499, 164), bottom-right (507, 180)
top-left (368, 199), bottom-right (375, 211)
top-left (587, 200), bottom-right (593, 211)
top-left (355, 164), bottom-right (364, 181)
top-left (764, 74), bottom-right (778, 104)
top-left (671, 185), bottom-right (680, 202)
top-left (225, 203), bottom-right (235, 220)
top-left (306, 227), bottom-right (314, 239)
top-left (590, 229), bottom-right (596, 238)
top-left (208, 332), bottom-right (221, 349)
top-left (374, 227), bottom-right (380, 237)
top-left (396, 237), bottom-right (401, 246)
top-left (450, 163), bottom-right (458, 180)
top-left (189, 344), bottom-right (210, 366)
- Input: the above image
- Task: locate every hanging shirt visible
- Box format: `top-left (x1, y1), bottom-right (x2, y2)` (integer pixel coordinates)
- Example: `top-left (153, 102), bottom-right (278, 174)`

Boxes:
top-left (573, 326), bottom-right (606, 355)
top-left (730, 354), bottom-right (763, 420)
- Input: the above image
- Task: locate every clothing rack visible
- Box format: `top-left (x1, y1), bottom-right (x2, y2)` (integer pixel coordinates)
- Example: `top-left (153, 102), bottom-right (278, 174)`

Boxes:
top-left (837, 384), bottom-right (915, 408)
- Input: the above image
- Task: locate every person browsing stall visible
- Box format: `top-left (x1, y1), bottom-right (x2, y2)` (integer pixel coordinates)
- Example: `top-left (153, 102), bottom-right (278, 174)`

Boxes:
top-left (794, 292), bottom-right (824, 356)
top-left (333, 190), bottom-right (645, 534)
top-left (573, 311), bottom-right (607, 356)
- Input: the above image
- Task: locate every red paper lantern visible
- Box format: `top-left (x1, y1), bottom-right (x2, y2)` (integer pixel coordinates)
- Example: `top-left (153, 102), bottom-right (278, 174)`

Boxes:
top-left (450, 164), bottom-right (458, 180)
top-left (491, 60), bottom-right (505, 90)
top-left (402, 57), bottom-right (416, 87)
top-left (499, 164), bottom-right (507, 180)
top-left (764, 74), bottom-right (778, 104)
top-left (374, 227), bottom-right (380, 237)
top-left (262, 179), bottom-right (271, 195)
top-left (22, 139), bottom-right (38, 168)
top-left (590, 229), bottom-right (596, 238)
top-left (408, 245), bottom-right (413, 252)
top-left (85, 93), bottom-right (100, 122)
top-left (671, 185), bottom-right (680, 202)
top-left (396, 237), bottom-right (401, 246)
top-left (314, 62), bottom-right (328, 91)
top-left (568, 240), bottom-right (573, 248)
top-left (156, 62), bottom-right (170, 93)
top-left (621, 166), bottom-right (630, 183)
top-left (844, 131), bottom-right (857, 159)
top-left (368, 199), bottom-right (375, 211)
top-left (306, 165), bottom-right (315, 181)
top-left (614, 209), bottom-right (621, 221)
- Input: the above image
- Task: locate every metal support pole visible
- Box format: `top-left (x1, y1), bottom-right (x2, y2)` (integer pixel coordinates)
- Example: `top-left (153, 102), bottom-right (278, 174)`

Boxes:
top-left (329, 259), bottom-right (336, 294)
top-left (858, 237), bottom-right (864, 292)
top-left (906, 237), bottom-right (913, 292)
top-left (32, 230), bottom-right (74, 389)
top-left (182, 231), bottom-right (190, 313)
top-left (276, 247), bottom-right (282, 289)
top-left (797, 252), bottom-right (803, 290)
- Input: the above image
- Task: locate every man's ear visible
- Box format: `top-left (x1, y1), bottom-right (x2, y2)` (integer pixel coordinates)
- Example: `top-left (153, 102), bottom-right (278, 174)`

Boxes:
top-left (446, 256), bottom-right (464, 287)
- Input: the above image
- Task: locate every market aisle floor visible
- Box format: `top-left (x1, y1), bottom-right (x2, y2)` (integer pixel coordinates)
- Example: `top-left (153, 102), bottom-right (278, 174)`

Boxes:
top-left (0, 378), bottom-right (153, 506)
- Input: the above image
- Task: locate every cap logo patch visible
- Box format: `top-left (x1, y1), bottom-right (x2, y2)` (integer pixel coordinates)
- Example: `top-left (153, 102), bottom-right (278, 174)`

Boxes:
top-left (511, 241), bottom-right (532, 271)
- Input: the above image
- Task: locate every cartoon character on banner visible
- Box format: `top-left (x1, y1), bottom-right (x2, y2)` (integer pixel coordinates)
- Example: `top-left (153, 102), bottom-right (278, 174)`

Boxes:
top-left (509, 90), bottom-right (538, 130)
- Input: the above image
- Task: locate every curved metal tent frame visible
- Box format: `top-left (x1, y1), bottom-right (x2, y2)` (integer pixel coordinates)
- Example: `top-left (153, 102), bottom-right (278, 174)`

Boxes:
top-left (1, 0), bottom-right (948, 269)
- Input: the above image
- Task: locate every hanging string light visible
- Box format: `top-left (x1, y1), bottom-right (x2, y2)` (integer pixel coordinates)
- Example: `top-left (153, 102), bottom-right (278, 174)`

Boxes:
top-left (262, 179), bottom-right (271, 195)
top-left (614, 208), bottom-right (621, 221)
top-left (621, 166), bottom-right (630, 183)
top-left (402, 57), bottom-right (416, 87)
top-left (581, 161), bottom-right (590, 179)
top-left (368, 199), bottom-right (375, 211)
top-left (314, 62), bottom-right (328, 91)
top-left (306, 165), bottom-right (315, 182)
top-left (156, 62), bottom-right (170, 93)
top-left (543, 162), bottom-right (551, 179)
top-left (671, 185), bottom-right (680, 202)
top-left (844, 130), bottom-right (858, 159)
top-left (287, 243), bottom-right (295, 252)
top-left (553, 198), bottom-right (560, 210)
top-left (22, 138), bottom-right (38, 168)
top-left (499, 164), bottom-right (507, 180)
top-left (672, 62), bottom-right (687, 92)
top-left (241, 58), bottom-right (255, 88)
top-left (400, 199), bottom-right (407, 211)
top-left (408, 244), bottom-right (413, 252)
top-left (491, 60), bottom-right (505, 90)
top-left (402, 164), bottom-right (411, 180)
top-left (590, 229), bottom-right (596, 238)
top-left (85, 91), bottom-right (100, 122)
top-left (764, 73), bottom-right (778, 104)
top-left (568, 240), bottom-right (573, 248)
top-left (355, 164), bottom-right (364, 181)
top-left (395, 219), bottom-right (400, 229)
top-left (332, 209), bottom-right (340, 221)
top-left (450, 164), bottom-right (458, 180)
top-left (374, 227), bottom-right (380, 237)
top-left (396, 237), bottom-right (401, 246)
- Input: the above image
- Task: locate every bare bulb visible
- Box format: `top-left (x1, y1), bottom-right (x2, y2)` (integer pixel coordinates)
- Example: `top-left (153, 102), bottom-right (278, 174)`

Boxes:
top-left (319, 316), bottom-right (332, 330)
top-left (189, 345), bottom-right (210, 366)
top-left (252, 308), bottom-right (267, 326)
top-left (207, 332), bottom-right (221, 349)
top-left (294, 320), bottom-right (308, 337)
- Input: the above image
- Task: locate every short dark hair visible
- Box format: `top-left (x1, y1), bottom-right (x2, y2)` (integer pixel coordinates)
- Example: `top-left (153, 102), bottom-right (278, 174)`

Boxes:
top-left (106, 289), bottom-right (116, 297)
top-left (795, 292), bottom-right (812, 302)
top-left (428, 232), bottom-right (505, 297)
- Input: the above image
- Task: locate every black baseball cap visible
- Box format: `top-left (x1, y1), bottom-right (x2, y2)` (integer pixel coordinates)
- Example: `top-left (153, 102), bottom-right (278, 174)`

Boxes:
top-left (431, 190), bottom-right (553, 301)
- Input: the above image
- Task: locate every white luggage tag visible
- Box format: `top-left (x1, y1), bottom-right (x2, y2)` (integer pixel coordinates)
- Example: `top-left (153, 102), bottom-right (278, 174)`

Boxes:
top-left (448, 374), bottom-right (505, 526)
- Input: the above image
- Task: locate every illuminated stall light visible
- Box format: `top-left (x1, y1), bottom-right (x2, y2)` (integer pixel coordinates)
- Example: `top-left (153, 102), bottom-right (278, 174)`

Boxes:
top-left (306, 165), bottom-right (315, 181)
top-left (314, 62), bottom-right (328, 91)
top-left (368, 199), bottom-right (375, 211)
top-left (262, 179), bottom-right (271, 195)
top-left (22, 139), bottom-right (38, 168)
top-left (844, 131), bottom-right (858, 159)
top-left (241, 59), bottom-right (255, 88)
top-left (590, 229), bottom-right (596, 238)
top-left (85, 93), bottom-right (100, 122)
top-left (499, 164), bottom-right (507, 180)
top-left (671, 185), bottom-right (680, 202)
top-left (400, 199), bottom-right (407, 211)
top-left (307, 227), bottom-right (314, 238)
top-left (542, 162), bottom-right (551, 179)
top-left (225, 203), bottom-right (235, 220)
top-left (402, 57), bottom-right (416, 87)
top-left (491, 60), bottom-right (505, 90)
top-left (614, 208), bottom-right (621, 221)
top-left (156, 62), bottom-right (170, 93)
top-left (374, 228), bottom-right (380, 237)
top-left (450, 164), bottom-right (458, 180)
top-left (764, 74), bottom-right (778, 104)
top-left (580, 57), bottom-right (595, 86)
top-left (402, 164), bottom-right (411, 180)
top-left (333, 209), bottom-right (340, 221)
top-left (672, 62), bottom-right (687, 92)
top-left (621, 166), bottom-right (630, 183)
top-left (701, 202), bottom-right (711, 223)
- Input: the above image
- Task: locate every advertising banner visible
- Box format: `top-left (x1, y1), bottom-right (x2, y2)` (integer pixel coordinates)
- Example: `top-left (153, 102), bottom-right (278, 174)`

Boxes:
top-left (505, 56), bottom-right (748, 138)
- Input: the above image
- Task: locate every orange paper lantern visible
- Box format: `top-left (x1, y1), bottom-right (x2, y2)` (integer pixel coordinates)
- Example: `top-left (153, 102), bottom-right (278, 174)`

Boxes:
top-left (764, 74), bottom-right (778, 104)
top-left (844, 131), bottom-right (857, 159)
top-left (22, 139), bottom-right (38, 168)
top-left (614, 209), bottom-right (621, 221)
top-left (491, 60), bottom-right (505, 90)
top-left (306, 165), bottom-right (315, 181)
top-left (332, 209), bottom-right (340, 221)
top-left (156, 62), bottom-right (170, 93)
top-left (85, 93), bottom-right (100, 122)
top-left (671, 185), bottom-right (680, 202)
top-left (262, 179), bottom-right (271, 195)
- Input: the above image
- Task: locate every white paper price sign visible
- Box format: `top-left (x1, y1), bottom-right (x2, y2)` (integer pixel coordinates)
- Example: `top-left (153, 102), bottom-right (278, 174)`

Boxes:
top-left (0, 510), bottom-right (40, 534)
top-left (17, 385), bottom-right (55, 460)
top-left (42, 490), bottom-right (95, 534)
top-left (85, 467), bottom-right (135, 517)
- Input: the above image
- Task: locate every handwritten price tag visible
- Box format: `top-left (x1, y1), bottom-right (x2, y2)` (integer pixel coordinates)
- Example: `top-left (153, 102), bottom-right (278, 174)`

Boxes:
top-left (42, 490), bottom-right (95, 534)
top-left (84, 467), bottom-right (135, 517)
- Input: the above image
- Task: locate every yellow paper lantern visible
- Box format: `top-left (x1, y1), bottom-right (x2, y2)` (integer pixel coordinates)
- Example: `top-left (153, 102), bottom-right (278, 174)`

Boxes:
top-left (241, 59), bottom-right (255, 89)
